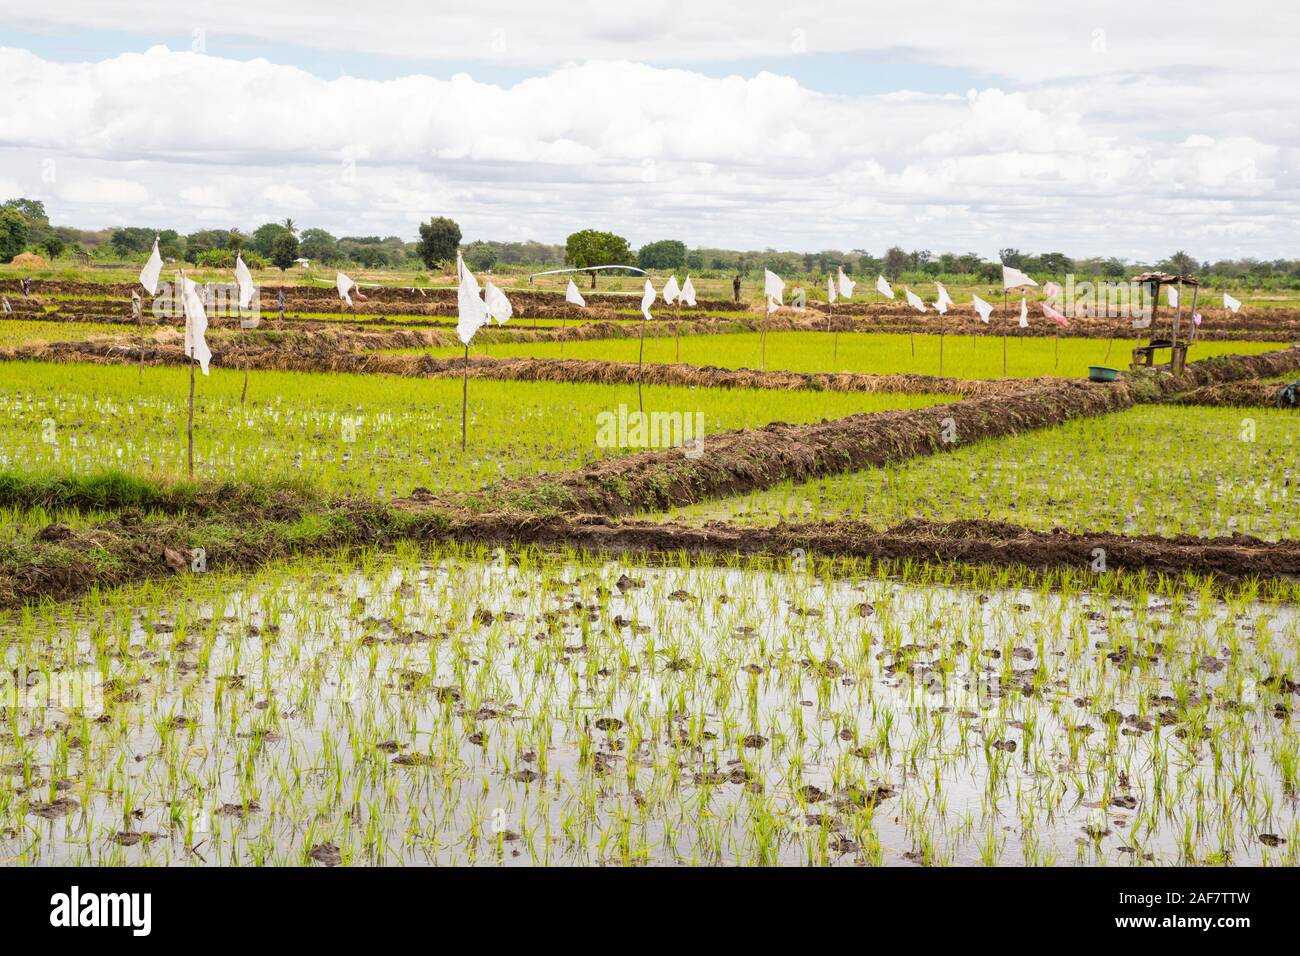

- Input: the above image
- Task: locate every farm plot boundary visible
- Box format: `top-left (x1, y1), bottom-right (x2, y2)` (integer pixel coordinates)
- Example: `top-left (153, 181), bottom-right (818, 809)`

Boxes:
top-left (4, 347), bottom-right (1298, 607)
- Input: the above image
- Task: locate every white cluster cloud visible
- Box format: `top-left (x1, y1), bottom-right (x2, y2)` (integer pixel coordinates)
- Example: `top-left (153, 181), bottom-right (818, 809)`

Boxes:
top-left (1, 33), bottom-right (1297, 258)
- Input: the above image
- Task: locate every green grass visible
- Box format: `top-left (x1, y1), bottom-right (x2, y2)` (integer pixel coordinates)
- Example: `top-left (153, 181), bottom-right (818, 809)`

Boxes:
top-left (666, 404), bottom-right (1300, 540)
top-left (390, 331), bottom-right (1285, 380)
top-left (0, 360), bottom-right (949, 498)
top-left (0, 320), bottom-right (127, 347)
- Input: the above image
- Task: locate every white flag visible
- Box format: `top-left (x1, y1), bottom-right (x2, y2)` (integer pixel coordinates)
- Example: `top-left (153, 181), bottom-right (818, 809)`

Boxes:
top-left (904, 288), bottom-right (926, 313)
top-left (662, 275), bottom-right (681, 306)
top-left (456, 255), bottom-right (488, 345)
top-left (679, 276), bottom-right (697, 306)
top-left (1019, 295), bottom-right (1029, 328)
top-left (763, 269), bottom-right (784, 313)
top-left (180, 277), bottom-right (211, 375)
top-left (139, 239), bottom-right (163, 296)
top-left (484, 281), bottom-right (513, 325)
top-left (641, 279), bottom-right (656, 321)
top-left (876, 275), bottom-right (895, 299)
top-left (935, 282), bottom-right (956, 312)
top-left (1167, 284), bottom-right (1179, 307)
top-left (827, 275), bottom-right (837, 304)
top-left (1002, 264), bottom-right (1038, 290)
top-left (565, 279), bottom-right (586, 308)
top-left (336, 271), bottom-right (356, 307)
top-left (1223, 291), bottom-right (1241, 313)
top-left (972, 294), bottom-right (993, 324)
top-left (234, 254), bottom-right (255, 310)
top-left (837, 268), bottom-right (856, 299)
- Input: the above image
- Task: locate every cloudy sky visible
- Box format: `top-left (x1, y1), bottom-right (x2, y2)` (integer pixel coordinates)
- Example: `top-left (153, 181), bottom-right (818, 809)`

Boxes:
top-left (2, 1), bottom-right (1297, 260)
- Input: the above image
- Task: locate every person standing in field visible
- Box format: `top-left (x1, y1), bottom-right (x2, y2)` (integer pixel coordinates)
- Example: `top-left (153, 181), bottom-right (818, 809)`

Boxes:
top-left (733, 273), bottom-right (741, 303)
top-left (20, 277), bottom-right (32, 296)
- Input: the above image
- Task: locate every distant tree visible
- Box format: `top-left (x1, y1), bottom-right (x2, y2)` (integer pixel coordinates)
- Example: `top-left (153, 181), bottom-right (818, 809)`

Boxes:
top-left (270, 232), bottom-right (300, 271)
top-left (1, 198), bottom-right (47, 224)
top-left (39, 235), bottom-right (65, 261)
top-left (882, 246), bottom-right (910, 279)
top-left (1038, 252), bottom-right (1074, 274)
top-left (0, 208), bottom-right (28, 263)
top-left (227, 229), bottom-right (245, 253)
top-left (110, 226), bottom-right (158, 257)
top-left (417, 216), bottom-right (462, 269)
top-left (998, 248), bottom-right (1023, 268)
top-left (298, 228), bottom-right (339, 264)
top-left (686, 249), bottom-right (705, 271)
top-left (637, 239), bottom-right (687, 270)
top-left (1099, 257), bottom-right (1127, 278)
top-left (252, 222), bottom-right (291, 257)
top-left (196, 249), bottom-right (237, 268)
top-left (565, 229), bottom-right (633, 287)
top-left (1164, 250), bottom-right (1197, 275)
top-left (282, 217), bottom-right (298, 235)
top-left (464, 242), bottom-right (498, 272)
top-left (856, 254), bottom-right (882, 276)
top-left (157, 230), bottom-right (184, 261)
top-left (183, 229), bottom-right (231, 262)
top-left (348, 244), bottom-right (389, 268)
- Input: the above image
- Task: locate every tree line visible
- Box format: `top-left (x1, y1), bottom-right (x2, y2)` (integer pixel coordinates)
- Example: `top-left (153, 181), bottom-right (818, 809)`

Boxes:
top-left (3, 198), bottom-right (1298, 288)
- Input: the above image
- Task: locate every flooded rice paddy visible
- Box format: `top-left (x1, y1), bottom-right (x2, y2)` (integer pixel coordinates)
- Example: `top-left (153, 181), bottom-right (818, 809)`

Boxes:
top-left (2, 545), bottom-right (1296, 866)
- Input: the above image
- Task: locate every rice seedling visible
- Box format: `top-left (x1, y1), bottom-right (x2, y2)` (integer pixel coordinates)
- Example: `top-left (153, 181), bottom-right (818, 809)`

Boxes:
top-left (392, 332), bottom-right (1284, 380)
top-left (0, 360), bottom-right (946, 497)
top-left (670, 405), bottom-right (1300, 540)
top-left (2, 544), bottom-right (1294, 866)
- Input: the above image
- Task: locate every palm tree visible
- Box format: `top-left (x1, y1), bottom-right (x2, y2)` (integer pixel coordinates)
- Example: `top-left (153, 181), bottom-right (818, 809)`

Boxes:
top-left (283, 218), bottom-right (297, 237)
top-left (1166, 250), bottom-right (1197, 275)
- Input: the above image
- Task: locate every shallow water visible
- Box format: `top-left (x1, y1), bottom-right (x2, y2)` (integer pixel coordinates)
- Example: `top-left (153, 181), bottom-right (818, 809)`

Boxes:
top-left (2, 549), bottom-right (1296, 866)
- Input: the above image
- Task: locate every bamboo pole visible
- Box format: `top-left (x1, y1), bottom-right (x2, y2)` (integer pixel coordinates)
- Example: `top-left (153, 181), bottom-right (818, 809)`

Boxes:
top-left (637, 316), bottom-right (646, 414)
top-left (179, 270), bottom-right (195, 478)
top-left (461, 342), bottom-right (469, 450)
top-left (134, 291), bottom-right (145, 382)
top-left (1002, 290), bottom-right (1009, 376)
top-left (674, 303), bottom-right (681, 363)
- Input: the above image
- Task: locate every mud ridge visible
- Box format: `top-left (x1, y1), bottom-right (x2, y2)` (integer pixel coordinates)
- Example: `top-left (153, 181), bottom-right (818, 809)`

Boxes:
top-left (412, 346), bottom-right (1300, 516)
top-left (438, 514), bottom-right (1300, 582)
top-left (1172, 377), bottom-right (1299, 408)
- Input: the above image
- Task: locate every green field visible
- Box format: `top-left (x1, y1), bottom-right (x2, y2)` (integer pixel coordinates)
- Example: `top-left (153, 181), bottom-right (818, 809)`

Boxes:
top-left (667, 405), bottom-right (1300, 540)
top-left (0, 360), bottom-right (949, 497)
top-left (397, 331), bottom-right (1286, 380)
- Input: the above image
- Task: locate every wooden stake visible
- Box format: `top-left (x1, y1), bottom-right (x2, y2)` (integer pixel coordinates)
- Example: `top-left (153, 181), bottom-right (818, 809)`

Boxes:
top-left (237, 300), bottom-right (249, 405)
top-left (137, 293), bottom-right (145, 383)
top-left (939, 331), bottom-right (944, 377)
top-left (637, 317), bottom-right (646, 414)
top-left (461, 343), bottom-right (469, 450)
top-left (178, 270), bottom-right (196, 478)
